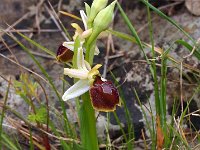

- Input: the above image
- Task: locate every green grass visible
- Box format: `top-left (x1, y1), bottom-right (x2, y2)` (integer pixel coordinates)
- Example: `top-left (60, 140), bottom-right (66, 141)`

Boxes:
top-left (0, 0), bottom-right (200, 149)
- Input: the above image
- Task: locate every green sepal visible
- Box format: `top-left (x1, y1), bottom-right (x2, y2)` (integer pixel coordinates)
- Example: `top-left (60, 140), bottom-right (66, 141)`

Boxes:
top-left (84, 2), bottom-right (91, 17)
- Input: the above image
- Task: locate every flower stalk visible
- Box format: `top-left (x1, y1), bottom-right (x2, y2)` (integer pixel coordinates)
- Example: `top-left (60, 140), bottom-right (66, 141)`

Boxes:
top-left (79, 93), bottom-right (99, 150)
top-left (59, 1), bottom-right (118, 149)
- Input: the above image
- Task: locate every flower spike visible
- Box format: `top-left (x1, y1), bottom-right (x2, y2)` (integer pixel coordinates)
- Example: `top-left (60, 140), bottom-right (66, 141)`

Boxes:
top-left (62, 1), bottom-right (120, 112)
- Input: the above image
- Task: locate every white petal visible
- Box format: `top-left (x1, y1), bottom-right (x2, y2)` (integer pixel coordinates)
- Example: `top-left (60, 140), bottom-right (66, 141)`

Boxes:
top-left (77, 48), bottom-right (88, 71)
top-left (62, 80), bottom-right (90, 101)
top-left (80, 10), bottom-right (88, 30)
top-left (63, 42), bottom-right (75, 51)
top-left (101, 77), bottom-right (107, 81)
top-left (64, 68), bottom-right (88, 79)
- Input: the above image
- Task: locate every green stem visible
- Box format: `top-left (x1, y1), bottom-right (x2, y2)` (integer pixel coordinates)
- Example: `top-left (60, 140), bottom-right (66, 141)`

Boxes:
top-left (146, 2), bottom-right (159, 149)
top-left (78, 23), bottom-right (100, 150)
top-left (85, 30), bottom-right (99, 65)
top-left (79, 93), bottom-right (99, 150)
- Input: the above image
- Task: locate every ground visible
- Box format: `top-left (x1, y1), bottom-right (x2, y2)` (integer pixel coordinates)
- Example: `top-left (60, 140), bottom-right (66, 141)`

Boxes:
top-left (0, 0), bottom-right (200, 149)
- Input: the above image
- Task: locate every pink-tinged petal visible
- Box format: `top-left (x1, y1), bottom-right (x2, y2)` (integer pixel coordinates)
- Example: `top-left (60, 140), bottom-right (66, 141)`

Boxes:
top-left (81, 28), bottom-right (92, 39)
top-left (89, 76), bottom-right (120, 112)
top-left (56, 44), bottom-right (74, 62)
top-left (62, 79), bottom-right (90, 101)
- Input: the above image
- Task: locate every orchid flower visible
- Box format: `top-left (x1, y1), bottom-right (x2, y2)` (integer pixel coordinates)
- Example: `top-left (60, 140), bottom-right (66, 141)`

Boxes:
top-left (62, 47), bottom-right (101, 101)
top-left (62, 47), bottom-right (120, 112)
top-left (62, 10), bottom-right (99, 56)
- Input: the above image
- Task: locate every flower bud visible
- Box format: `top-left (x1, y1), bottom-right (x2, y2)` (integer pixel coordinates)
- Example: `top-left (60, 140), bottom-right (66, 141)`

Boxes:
top-left (88, 0), bottom-right (108, 25)
top-left (92, 0), bottom-right (116, 37)
top-left (56, 44), bottom-right (74, 62)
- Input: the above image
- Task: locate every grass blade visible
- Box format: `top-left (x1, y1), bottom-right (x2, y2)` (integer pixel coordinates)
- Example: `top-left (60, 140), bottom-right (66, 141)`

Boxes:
top-left (6, 32), bottom-right (73, 140)
top-left (0, 78), bottom-right (11, 149)
top-left (1, 133), bottom-right (19, 150)
top-left (140, 0), bottom-right (195, 44)
top-left (176, 39), bottom-right (200, 60)
top-left (17, 31), bottom-right (56, 57)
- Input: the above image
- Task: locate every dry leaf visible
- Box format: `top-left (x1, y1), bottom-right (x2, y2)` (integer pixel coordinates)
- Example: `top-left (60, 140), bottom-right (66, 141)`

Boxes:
top-left (156, 115), bottom-right (164, 150)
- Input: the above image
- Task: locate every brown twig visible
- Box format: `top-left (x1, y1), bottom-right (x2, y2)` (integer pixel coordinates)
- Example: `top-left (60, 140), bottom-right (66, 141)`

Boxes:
top-left (0, 12), bottom-right (31, 37)
top-left (0, 29), bottom-right (61, 33)
top-left (29, 51), bottom-right (55, 59)
top-left (45, 2), bottom-right (69, 41)
top-left (0, 36), bottom-right (19, 64)
top-left (57, 0), bottom-right (63, 17)
top-left (35, 0), bottom-right (45, 34)
top-left (0, 53), bottom-right (48, 84)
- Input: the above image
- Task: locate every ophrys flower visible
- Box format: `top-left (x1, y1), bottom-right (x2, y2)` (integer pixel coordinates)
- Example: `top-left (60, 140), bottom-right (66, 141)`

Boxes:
top-left (62, 47), bottom-right (120, 112)
top-left (62, 47), bottom-right (101, 101)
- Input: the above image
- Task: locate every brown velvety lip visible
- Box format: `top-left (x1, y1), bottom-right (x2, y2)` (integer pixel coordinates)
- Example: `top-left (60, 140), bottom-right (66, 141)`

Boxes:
top-left (56, 44), bottom-right (74, 62)
top-left (90, 76), bottom-right (120, 112)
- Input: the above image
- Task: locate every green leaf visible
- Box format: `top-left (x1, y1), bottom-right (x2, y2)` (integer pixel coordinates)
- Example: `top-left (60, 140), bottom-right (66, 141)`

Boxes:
top-left (1, 133), bottom-right (19, 150)
top-left (176, 40), bottom-right (200, 60)
top-left (107, 29), bottom-right (136, 43)
top-left (0, 80), bottom-right (11, 149)
top-left (28, 107), bottom-right (47, 123)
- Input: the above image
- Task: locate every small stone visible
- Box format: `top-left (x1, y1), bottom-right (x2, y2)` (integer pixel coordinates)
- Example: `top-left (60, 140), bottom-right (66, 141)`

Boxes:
top-left (185, 0), bottom-right (200, 16)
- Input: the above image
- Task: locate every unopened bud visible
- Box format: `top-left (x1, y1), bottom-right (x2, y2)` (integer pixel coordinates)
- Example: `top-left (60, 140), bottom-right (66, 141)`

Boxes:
top-left (88, 0), bottom-right (108, 26)
top-left (93, 0), bottom-right (116, 35)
